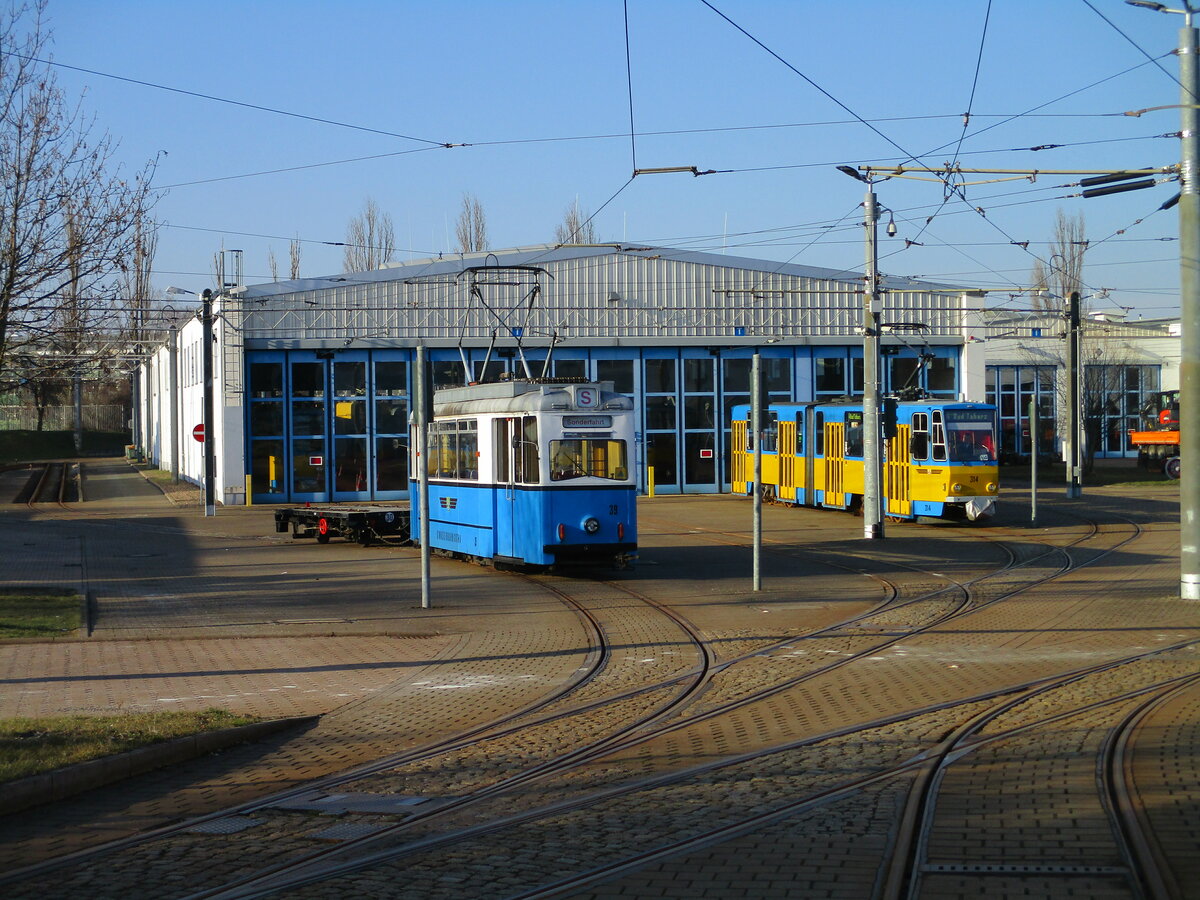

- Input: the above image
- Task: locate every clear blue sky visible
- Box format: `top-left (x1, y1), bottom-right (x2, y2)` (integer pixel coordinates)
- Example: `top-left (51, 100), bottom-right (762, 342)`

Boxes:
top-left (38, 0), bottom-right (1193, 317)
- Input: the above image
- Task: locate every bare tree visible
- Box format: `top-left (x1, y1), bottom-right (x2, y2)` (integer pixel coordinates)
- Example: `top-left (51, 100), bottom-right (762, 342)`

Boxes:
top-left (0, 1), bottom-right (158, 377)
top-left (455, 193), bottom-right (488, 253)
top-left (289, 238), bottom-right (302, 280)
top-left (1029, 258), bottom-right (1051, 313)
top-left (122, 219), bottom-right (157, 340)
top-left (343, 199), bottom-right (395, 272)
top-left (1030, 210), bottom-right (1087, 313)
top-left (268, 248), bottom-right (279, 282)
top-left (554, 197), bottom-right (598, 245)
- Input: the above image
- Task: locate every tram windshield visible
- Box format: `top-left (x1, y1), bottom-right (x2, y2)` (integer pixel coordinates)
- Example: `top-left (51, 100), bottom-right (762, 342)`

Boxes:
top-left (550, 438), bottom-right (629, 481)
top-left (945, 410), bottom-right (996, 463)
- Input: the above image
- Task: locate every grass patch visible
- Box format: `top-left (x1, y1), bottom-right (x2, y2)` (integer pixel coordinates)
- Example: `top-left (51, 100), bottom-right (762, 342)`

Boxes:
top-left (138, 466), bottom-right (174, 487)
top-left (0, 709), bottom-right (260, 782)
top-left (0, 590), bottom-right (82, 639)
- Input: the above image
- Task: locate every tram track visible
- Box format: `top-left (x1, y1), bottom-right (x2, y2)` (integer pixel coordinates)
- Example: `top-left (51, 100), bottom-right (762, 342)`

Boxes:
top-left (884, 656), bottom-right (1200, 900)
top-left (174, 519), bottom-right (1147, 897)
top-left (201, 641), bottom-right (1200, 900)
top-left (0, 522), bottom-right (945, 897)
top-left (0, 503), bottom-right (1169, 900)
top-left (14, 461), bottom-right (78, 507)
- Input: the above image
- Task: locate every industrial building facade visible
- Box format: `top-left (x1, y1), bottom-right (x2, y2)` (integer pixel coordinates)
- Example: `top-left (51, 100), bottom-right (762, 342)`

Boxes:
top-left (135, 245), bottom-right (1176, 506)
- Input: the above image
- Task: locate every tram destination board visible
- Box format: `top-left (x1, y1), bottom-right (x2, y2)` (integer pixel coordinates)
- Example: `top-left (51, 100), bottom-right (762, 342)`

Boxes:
top-left (274, 504), bottom-right (410, 546)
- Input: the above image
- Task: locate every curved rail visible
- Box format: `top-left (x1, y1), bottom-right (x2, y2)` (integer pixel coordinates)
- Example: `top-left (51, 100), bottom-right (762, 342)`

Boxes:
top-left (0, 504), bottom-right (1151, 900)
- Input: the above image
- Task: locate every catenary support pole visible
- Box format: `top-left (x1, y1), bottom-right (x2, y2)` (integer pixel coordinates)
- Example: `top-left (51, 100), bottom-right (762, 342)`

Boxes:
top-left (1180, 15), bottom-right (1200, 599)
top-left (863, 188), bottom-right (885, 539)
top-left (1029, 397), bottom-right (1038, 526)
top-left (201, 289), bottom-right (216, 517)
top-left (1065, 290), bottom-right (1082, 500)
top-left (416, 346), bottom-right (432, 609)
top-left (751, 352), bottom-right (762, 591)
top-left (168, 325), bottom-right (179, 483)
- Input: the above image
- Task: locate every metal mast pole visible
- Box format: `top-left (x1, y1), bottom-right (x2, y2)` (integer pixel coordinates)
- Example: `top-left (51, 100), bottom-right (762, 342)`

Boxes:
top-left (751, 352), bottom-right (762, 591)
top-left (1029, 396), bottom-right (1039, 525)
top-left (169, 324), bottom-right (179, 483)
top-left (1066, 291), bottom-right (1082, 499)
top-left (1180, 12), bottom-right (1200, 599)
top-left (863, 188), bottom-right (885, 539)
top-left (416, 346), bottom-right (432, 609)
top-left (201, 289), bottom-right (216, 517)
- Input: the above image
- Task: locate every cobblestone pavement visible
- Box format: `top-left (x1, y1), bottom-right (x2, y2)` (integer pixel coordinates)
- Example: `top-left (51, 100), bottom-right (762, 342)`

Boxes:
top-left (0, 464), bottom-right (1196, 900)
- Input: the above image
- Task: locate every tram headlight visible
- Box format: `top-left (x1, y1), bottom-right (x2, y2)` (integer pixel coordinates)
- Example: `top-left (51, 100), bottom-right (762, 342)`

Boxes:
top-left (986, 482), bottom-right (998, 494)
top-left (583, 517), bottom-right (601, 535)
top-left (951, 482), bottom-right (964, 494)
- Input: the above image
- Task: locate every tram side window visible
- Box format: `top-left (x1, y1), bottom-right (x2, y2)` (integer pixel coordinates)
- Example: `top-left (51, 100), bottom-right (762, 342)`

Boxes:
top-left (931, 411), bottom-right (947, 461)
top-left (794, 413), bottom-right (804, 456)
top-left (551, 439), bottom-right (629, 481)
top-left (845, 412), bottom-right (864, 457)
top-left (428, 419), bottom-right (479, 480)
top-left (910, 413), bottom-right (929, 460)
top-left (762, 411), bottom-right (779, 452)
top-left (515, 415), bottom-right (540, 484)
top-left (815, 412), bottom-right (825, 455)
top-left (494, 420), bottom-right (511, 482)
top-left (456, 420), bottom-right (478, 479)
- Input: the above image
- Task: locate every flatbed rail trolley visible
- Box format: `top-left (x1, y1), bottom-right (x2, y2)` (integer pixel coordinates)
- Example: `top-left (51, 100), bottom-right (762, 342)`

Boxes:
top-left (274, 504), bottom-right (410, 546)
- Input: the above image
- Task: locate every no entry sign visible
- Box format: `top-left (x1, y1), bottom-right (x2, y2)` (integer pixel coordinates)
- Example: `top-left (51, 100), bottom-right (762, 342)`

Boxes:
top-left (192, 424), bottom-right (205, 443)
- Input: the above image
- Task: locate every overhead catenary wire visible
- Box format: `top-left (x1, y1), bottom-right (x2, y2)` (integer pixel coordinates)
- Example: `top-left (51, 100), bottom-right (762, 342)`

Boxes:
top-left (1079, 0), bottom-right (1187, 94)
top-left (692, 0), bottom-right (1177, 314)
top-left (5, 52), bottom-right (454, 147)
top-left (23, 13), bottom-right (1185, 321)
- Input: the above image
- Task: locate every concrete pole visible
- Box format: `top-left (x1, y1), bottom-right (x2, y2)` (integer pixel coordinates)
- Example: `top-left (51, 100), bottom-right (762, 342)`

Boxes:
top-left (751, 352), bottom-right (762, 591)
top-left (72, 367), bottom-right (83, 455)
top-left (863, 189), bottom-right (885, 539)
top-left (1065, 291), bottom-right (1082, 499)
top-left (1180, 16), bottom-right (1200, 599)
top-left (416, 346), bottom-right (432, 609)
top-left (168, 325), bottom-right (179, 483)
top-left (202, 289), bottom-right (216, 517)
top-left (1029, 396), bottom-right (1038, 526)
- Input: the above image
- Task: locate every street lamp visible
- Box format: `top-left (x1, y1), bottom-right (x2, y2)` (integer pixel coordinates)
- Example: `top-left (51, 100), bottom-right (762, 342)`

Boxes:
top-left (1127, 0), bottom-right (1200, 600)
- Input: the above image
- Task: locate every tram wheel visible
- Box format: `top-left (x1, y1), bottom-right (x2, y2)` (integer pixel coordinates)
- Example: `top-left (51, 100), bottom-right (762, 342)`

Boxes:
top-left (1164, 456), bottom-right (1182, 480)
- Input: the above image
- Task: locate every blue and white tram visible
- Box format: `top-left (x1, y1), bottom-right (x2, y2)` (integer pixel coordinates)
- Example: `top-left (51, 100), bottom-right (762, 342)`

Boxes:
top-left (409, 379), bottom-right (638, 568)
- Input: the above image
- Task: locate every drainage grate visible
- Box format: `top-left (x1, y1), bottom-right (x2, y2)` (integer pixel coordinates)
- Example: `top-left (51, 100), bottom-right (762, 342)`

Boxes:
top-left (924, 863), bottom-right (1128, 875)
top-left (269, 792), bottom-right (429, 815)
top-left (185, 816), bottom-right (264, 835)
top-left (308, 822), bottom-right (386, 842)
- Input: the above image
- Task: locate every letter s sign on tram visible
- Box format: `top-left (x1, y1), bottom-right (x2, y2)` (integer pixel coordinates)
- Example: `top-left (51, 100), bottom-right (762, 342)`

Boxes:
top-left (575, 387), bottom-right (598, 409)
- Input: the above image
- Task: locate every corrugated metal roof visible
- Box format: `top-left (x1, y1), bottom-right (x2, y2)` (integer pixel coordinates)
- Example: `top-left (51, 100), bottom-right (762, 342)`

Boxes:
top-left (234, 244), bottom-right (971, 345)
top-left (238, 244), bottom-right (962, 299)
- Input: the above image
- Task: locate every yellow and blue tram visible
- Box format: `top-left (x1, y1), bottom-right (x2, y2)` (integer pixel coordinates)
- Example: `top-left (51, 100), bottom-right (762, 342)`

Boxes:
top-left (409, 379), bottom-right (638, 567)
top-left (731, 398), bottom-right (999, 522)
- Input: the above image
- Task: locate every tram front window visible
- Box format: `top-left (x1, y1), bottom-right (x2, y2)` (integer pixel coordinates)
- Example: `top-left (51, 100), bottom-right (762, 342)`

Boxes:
top-left (550, 439), bottom-right (629, 481)
top-left (945, 410), bottom-right (996, 463)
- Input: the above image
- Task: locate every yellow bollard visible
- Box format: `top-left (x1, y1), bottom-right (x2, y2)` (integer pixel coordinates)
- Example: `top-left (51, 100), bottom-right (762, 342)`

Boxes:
top-left (245, 474), bottom-right (253, 505)
top-left (647, 465), bottom-right (655, 498)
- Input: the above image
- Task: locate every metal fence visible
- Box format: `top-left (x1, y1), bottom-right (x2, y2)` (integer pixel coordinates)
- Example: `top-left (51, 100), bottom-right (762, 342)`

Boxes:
top-left (0, 405), bottom-right (128, 431)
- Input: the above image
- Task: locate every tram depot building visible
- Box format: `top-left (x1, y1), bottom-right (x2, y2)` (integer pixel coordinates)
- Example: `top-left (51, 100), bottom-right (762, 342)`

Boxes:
top-left (135, 245), bottom-right (1182, 506)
